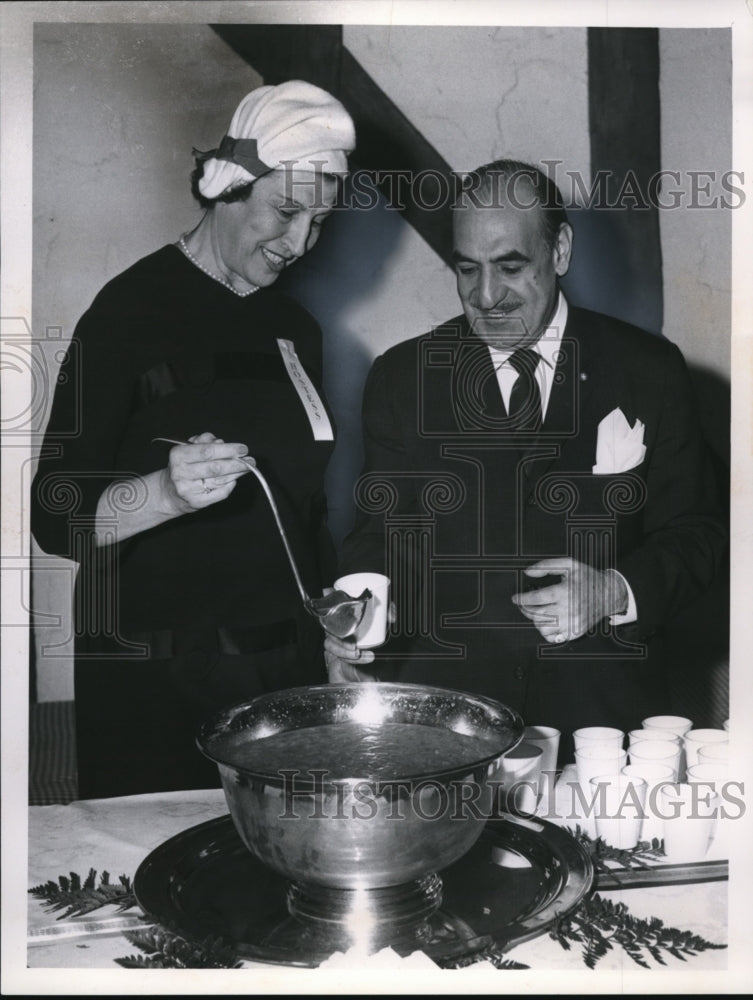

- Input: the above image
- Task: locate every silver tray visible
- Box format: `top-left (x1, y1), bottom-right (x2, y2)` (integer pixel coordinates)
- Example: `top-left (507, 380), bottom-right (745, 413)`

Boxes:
top-left (134, 813), bottom-right (593, 967)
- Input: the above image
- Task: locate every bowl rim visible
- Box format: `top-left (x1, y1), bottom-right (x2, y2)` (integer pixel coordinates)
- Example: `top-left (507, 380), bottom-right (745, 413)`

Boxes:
top-left (196, 681), bottom-right (524, 788)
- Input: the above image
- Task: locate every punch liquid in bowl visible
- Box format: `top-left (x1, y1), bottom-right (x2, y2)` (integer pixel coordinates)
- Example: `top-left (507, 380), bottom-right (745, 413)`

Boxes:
top-left (207, 721), bottom-right (505, 781)
top-left (198, 683), bottom-right (524, 890)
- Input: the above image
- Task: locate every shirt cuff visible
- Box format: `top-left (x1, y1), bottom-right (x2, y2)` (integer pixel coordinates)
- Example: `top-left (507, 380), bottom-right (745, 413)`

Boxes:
top-left (608, 569), bottom-right (637, 625)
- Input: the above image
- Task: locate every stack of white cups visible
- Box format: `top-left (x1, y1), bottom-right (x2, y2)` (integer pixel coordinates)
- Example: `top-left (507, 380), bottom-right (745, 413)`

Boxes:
top-left (684, 728), bottom-right (729, 770)
top-left (628, 718), bottom-right (728, 862)
top-left (628, 737), bottom-right (682, 781)
top-left (521, 725), bottom-right (560, 813)
top-left (641, 716), bottom-right (692, 779)
top-left (589, 773), bottom-right (647, 849)
top-left (699, 743), bottom-right (729, 764)
top-left (572, 728), bottom-right (626, 840)
top-left (684, 725), bottom-right (730, 860)
top-left (573, 728), bottom-right (626, 784)
top-left (499, 742), bottom-right (544, 815)
top-left (621, 762), bottom-right (674, 844)
top-left (659, 781), bottom-right (720, 862)
top-left (553, 715), bottom-right (731, 858)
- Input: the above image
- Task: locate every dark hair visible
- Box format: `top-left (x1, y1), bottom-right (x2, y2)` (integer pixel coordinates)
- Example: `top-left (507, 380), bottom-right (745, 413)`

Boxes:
top-left (189, 150), bottom-right (256, 209)
top-left (458, 159), bottom-right (568, 248)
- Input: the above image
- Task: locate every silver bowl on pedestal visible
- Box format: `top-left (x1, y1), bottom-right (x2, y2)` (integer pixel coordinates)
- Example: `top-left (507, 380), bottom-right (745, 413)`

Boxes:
top-left (197, 682), bottom-right (523, 953)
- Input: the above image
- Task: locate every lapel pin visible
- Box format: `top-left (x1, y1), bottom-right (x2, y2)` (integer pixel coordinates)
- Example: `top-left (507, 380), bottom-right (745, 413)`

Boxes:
top-left (579, 372), bottom-right (588, 381)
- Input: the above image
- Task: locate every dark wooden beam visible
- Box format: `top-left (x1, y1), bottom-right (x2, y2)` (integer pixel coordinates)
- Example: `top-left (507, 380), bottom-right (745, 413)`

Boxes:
top-left (339, 47), bottom-right (455, 265)
top-left (587, 27), bottom-right (663, 331)
top-left (211, 23), bottom-right (344, 94)
top-left (210, 24), bottom-right (455, 265)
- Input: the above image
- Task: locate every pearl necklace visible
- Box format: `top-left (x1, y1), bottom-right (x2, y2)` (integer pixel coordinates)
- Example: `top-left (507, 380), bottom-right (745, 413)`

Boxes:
top-left (178, 237), bottom-right (259, 297)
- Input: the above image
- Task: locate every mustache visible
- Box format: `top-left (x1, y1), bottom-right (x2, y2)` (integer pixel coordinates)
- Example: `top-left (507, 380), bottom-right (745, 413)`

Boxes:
top-left (476, 303), bottom-right (524, 316)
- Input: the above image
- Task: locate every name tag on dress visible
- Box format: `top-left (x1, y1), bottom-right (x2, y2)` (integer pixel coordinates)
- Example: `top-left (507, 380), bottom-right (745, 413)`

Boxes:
top-left (276, 338), bottom-right (334, 441)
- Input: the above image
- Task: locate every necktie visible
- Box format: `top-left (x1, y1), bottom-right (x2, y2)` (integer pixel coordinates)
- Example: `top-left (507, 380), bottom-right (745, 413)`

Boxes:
top-left (507, 347), bottom-right (543, 431)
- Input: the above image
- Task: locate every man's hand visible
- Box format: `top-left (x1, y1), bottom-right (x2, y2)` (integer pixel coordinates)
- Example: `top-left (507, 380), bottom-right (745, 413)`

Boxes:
top-left (323, 598), bottom-right (396, 682)
top-left (324, 634), bottom-right (377, 682)
top-left (511, 558), bottom-right (629, 643)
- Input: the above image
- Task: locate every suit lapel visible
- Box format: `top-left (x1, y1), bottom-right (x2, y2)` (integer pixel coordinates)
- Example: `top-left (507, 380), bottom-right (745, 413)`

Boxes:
top-left (444, 313), bottom-right (622, 502)
top-left (451, 327), bottom-right (508, 429)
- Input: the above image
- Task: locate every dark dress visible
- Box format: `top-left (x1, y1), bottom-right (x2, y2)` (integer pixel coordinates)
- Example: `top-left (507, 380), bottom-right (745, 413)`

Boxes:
top-left (32, 246), bottom-right (336, 797)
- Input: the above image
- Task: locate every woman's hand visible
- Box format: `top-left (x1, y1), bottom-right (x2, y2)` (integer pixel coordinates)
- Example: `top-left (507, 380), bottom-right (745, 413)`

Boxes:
top-left (95, 433), bottom-right (252, 547)
top-left (160, 432), bottom-right (252, 513)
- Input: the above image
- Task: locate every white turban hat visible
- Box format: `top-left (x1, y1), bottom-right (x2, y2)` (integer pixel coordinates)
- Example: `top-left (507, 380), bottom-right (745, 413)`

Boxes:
top-left (197, 80), bottom-right (356, 201)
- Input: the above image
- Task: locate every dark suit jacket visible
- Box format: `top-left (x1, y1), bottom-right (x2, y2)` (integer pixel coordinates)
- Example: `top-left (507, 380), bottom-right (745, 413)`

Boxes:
top-left (339, 305), bottom-right (727, 755)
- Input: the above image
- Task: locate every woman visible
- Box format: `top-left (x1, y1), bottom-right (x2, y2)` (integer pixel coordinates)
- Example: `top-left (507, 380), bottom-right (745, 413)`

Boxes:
top-left (32, 81), bottom-right (356, 797)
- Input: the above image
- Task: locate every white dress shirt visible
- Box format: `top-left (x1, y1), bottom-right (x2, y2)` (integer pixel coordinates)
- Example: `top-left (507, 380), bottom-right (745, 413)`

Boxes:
top-left (487, 291), bottom-right (568, 420)
top-left (486, 292), bottom-right (637, 626)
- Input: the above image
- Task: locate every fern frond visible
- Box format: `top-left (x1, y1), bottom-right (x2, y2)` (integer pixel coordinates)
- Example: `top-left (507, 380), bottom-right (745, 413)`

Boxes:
top-left (28, 869), bottom-right (137, 919)
top-left (117, 925), bottom-right (242, 969)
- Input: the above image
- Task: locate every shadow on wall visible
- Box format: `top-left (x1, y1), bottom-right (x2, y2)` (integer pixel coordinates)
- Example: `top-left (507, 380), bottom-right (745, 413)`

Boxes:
top-left (562, 206), bottom-right (662, 335)
top-left (559, 206), bottom-right (730, 725)
top-left (665, 362), bottom-right (730, 727)
top-left (570, 209), bottom-right (731, 720)
top-left (665, 550), bottom-right (730, 728)
top-left (278, 182), bottom-right (405, 549)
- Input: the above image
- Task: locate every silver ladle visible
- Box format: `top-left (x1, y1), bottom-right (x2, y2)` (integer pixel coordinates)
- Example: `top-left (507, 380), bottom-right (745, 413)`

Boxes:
top-left (152, 438), bottom-right (371, 640)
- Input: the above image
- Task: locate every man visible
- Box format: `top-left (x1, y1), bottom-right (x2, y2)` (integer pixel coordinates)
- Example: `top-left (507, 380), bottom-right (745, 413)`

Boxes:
top-left (326, 160), bottom-right (726, 759)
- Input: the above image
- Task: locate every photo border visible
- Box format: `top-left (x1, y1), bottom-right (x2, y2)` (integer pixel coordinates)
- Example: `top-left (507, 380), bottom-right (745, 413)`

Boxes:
top-left (2, 1), bottom-right (751, 994)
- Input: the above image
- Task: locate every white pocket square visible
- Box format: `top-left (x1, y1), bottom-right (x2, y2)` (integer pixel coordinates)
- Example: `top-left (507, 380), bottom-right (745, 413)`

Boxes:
top-left (592, 407), bottom-right (646, 474)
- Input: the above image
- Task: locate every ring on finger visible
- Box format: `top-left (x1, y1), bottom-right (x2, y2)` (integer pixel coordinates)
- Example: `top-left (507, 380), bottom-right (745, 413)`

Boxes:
top-left (553, 631), bottom-right (566, 644)
top-left (201, 478), bottom-right (212, 494)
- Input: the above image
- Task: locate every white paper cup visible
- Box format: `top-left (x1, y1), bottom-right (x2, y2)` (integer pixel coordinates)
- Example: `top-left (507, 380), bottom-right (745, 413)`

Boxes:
top-left (334, 572), bottom-right (390, 648)
top-left (659, 782), bottom-right (719, 863)
top-left (590, 774), bottom-right (647, 849)
top-left (622, 762), bottom-right (674, 843)
top-left (685, 764), bottom-right (729, 860)
top-left (500, 742), bottom-right (543, 815)
top-left (698, 742), bottom-right (730, 764)
top-left (641, 715), bottom-right (693, 738)
top-left (629, 731), bottom-right (683, 778)
top-left (628, 729), bottom-right (680, 747)
top-left (628, 739), bottom-right (682, 779)
top-left (686, 763), bottom-right (727, 784)
top-left (575, 746), bottom-right (627, 787)
top-left (573, 727), bottom-right (624, 753)
top-left (555, 764), bottom-right (595, 836)
top-left (684, 728), bottom-right (728, 770)
top-left (523, 726), bottom-right (560, 809)
top-left (554, 762), bottom-right (578, 814)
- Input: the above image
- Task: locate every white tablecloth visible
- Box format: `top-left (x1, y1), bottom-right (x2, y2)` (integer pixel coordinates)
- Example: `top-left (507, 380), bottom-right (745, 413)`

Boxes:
top-left (27, 789), bottom-right (728, 977)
